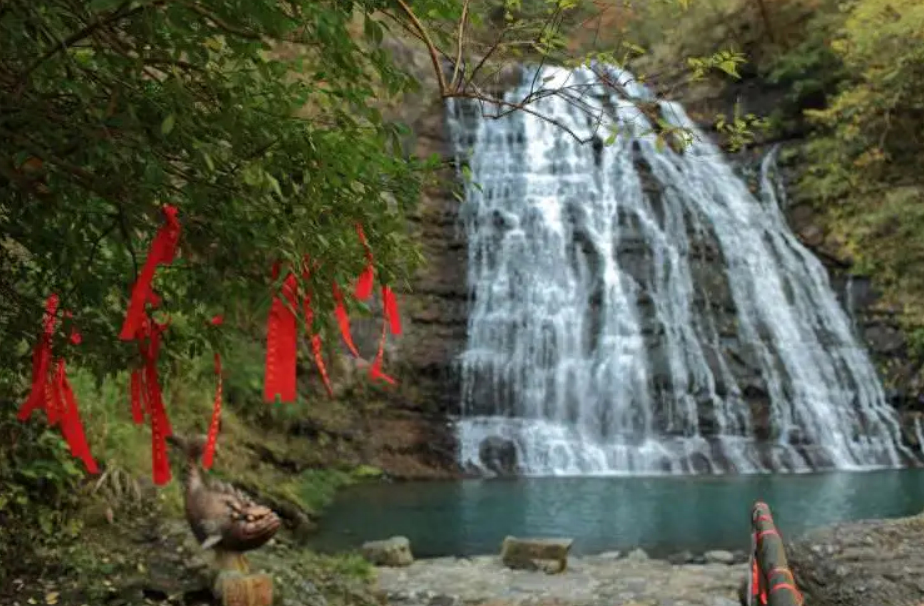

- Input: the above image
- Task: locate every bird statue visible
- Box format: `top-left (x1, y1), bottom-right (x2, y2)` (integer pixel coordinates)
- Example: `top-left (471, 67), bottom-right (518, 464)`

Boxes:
top-left (167, 434), bottom-right (282, 574)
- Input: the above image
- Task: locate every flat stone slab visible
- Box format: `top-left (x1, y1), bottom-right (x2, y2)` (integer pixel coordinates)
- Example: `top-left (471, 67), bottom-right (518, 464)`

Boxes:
top-left (376, 554), bottom-right (746, 606)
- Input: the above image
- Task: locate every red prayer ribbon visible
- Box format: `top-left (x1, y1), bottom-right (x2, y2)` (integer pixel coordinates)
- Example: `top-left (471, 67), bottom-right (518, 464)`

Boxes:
top-left (136, 317), bottom-right (172, 485)
top-left (369, 299), bottom-right (396, 385)
top-left (60, 363), bottom-right (98, 474)
top-left (302, 294), bottom-right (334, 397)
top-left (382, 285), bottom-right (402, 335)
top-left (17, 295), bottom-right (98, 474)
top-left (354, 224), bottom-right (374, 300)
top-left (264, 266), bottom-right (299, 403)
top-left (17, 294), bottom-right (59, 421)
top-left (119, 205), bottom-right (181, 341)
top-left (332, 282), bottom-right (360, 357)
top-left (202, 350), bottom-right (222, 469)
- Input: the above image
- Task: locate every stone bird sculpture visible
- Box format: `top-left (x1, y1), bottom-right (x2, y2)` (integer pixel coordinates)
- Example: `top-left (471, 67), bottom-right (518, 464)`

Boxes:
top-left (167, 434), bottom-right (282, 573)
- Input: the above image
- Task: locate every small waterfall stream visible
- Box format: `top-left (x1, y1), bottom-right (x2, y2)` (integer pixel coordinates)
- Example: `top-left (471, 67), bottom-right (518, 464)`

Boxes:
top-left (447, 65), bottom-right (914, 475)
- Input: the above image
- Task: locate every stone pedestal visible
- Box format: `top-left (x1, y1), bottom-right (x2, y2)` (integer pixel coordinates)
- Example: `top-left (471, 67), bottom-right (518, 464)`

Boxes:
top-left (213, 570), bottom-right (273, 606)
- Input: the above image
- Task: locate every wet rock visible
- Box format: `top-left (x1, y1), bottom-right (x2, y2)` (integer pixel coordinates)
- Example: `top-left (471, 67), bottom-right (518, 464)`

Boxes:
top-left (362, 536), bottom-right (415, 567)
top-left (479, 436), bottom-right (519, 476)
top-left (786, 514), bottom-right (924, 606)
top-left (667, 551), bottom-right (694, 565)
top-left (500, 536), bottom-right (572, 573)
top-left (597, 550), bottom-right (622, 560)
top-left (704, 550), bottom-right (736, 565)
top-left (626, 548), bottom-right (650, 562)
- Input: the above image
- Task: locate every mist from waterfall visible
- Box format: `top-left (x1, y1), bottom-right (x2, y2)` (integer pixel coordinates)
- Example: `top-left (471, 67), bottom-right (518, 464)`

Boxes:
top-left (447, 65), bottom-right (915, 475)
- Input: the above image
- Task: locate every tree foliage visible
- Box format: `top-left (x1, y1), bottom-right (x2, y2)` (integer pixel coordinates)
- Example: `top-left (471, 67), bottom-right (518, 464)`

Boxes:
top-left (801, 0), bottom-right (924, 319)
top-left (1, 0), bottom-right (756, 397)
top-left (0, 0), bottom-right (438, 391)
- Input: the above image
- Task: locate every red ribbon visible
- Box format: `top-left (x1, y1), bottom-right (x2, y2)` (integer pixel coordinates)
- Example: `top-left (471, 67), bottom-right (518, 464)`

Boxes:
top-left (17, 295), bottom-right (98, 474)
top-left (136, 317), bottom-right (172, 485)
top-left (382, 285), bottom-right (402, 335)
top-left (60, 362), bottom-right (98, 474)
top-left (301, 294), bottom-right (334, 397)
top-left (369, 302), bottom-right (396, 385)
top-left (354, 224), bottom-right (375, 300)
top-left (119, 205), bottom-right (181, 341)
top-left (17, 294), bottom-right (59, 421)
top-left (332, 282), bottom-right (360, 357)
top-left (264, 266), bottom-right (299, 403)
top-left (203, 350), bottom-right (222, 469)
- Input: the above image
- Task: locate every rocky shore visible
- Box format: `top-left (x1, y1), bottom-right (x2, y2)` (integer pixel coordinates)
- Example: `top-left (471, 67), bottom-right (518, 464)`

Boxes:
top-left (376, 550), bottom-right (745, 606)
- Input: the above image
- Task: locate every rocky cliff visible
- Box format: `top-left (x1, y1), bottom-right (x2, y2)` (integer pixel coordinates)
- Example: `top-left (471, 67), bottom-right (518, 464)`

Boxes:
top-left (358, 36), bottom-right (924, 476)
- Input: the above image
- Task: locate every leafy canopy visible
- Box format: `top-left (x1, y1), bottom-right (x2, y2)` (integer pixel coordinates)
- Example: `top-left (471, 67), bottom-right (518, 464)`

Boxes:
top-left (0, 0), bottom-right (437, 388)
top-left (1, 0), bottom-right (757, 394)
top-left (801, 0), bottom-right (924, 322)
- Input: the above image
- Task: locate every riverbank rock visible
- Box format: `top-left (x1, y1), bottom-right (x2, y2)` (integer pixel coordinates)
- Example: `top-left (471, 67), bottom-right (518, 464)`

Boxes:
top-left (704, 550), bottom-right (736, 565)
top-left (376, 553), bottom-right (745, 606)
top-left (362, 536), bottom-right (414, 567)
top-left (500, 537), bottom-right (573, 574)
top-left (786, 513), bottom-right (924, 606)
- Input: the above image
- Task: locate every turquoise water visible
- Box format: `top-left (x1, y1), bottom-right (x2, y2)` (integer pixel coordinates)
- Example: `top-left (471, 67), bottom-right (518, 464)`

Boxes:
top-left (309, 469), bottom-right (924, 558)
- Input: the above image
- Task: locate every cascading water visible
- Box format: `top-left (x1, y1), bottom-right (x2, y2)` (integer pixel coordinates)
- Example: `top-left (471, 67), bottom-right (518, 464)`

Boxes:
top-left (448, 65), bottom-right (917, 476)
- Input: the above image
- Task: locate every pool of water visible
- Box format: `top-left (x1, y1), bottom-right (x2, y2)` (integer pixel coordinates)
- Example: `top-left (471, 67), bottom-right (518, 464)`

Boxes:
top-left (309, 468), bottom-right (924, 558)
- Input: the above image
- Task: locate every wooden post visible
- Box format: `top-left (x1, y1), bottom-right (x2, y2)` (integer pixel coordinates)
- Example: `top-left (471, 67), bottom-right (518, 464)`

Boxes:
top-left (748, 502), bottom-right (802, 606)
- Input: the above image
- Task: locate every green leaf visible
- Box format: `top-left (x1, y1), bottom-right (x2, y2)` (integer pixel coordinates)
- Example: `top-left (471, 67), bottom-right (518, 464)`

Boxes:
top-left (161, 114), bottom-right (176, 136)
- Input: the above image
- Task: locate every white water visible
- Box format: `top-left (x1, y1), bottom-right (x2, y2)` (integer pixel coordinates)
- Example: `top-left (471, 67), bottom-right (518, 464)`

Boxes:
top-left (447, 65), bottom-right (914, 476)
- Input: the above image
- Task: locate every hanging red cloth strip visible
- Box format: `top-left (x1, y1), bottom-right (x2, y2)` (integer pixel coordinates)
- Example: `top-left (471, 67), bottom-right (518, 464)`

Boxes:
top-left (44, 359), bottom-right (64, 427)
top-left (368, 285), bottom-right (402, 385)
top-left (332, 282), bottom-right (360, 357)
top-left (382, 286), bottom-right (402, 335)
top-left (368, 289), bottom-right (396, 385)
top-left (119, 205), bottom-right (181, 341)
top-left (264, 265), bottom-right (299, 403)
top-left (59, 361), bottom-right (99, 474)
top-left (17, 294), bottom-right (59, 421)
top-left (354, 224), bottom-right (375, 301)
top-left (301, 294), bottom-right (334, 397)
top-left (138, 317), bottom-right (172, 485)
top-left (202, 349), bottom-right (223, 470)
top-left (18, 296), bottom-right (98, 474)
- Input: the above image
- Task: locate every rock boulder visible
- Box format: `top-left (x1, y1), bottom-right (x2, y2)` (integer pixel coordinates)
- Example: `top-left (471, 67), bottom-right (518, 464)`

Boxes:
top-left (786, 514), bottom-right (924, 606)
top-left (500, 536), bottom-right (573, 574)
top-left (361, 536), bottom-right (414, 567)
top-left (479, 436), bottom-right (519, 476)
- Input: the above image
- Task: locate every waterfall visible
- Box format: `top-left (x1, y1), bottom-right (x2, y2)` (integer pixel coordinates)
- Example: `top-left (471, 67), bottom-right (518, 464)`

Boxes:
top-left (447, 65), bottom-right (916, 476)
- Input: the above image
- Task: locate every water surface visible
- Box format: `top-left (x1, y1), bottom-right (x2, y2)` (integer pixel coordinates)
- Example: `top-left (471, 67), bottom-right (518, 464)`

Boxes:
top-left (310, 469), bottom-right (924, 558)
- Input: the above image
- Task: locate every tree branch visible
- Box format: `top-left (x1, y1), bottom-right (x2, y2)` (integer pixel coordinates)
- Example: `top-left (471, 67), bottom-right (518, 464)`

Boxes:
top-left (15, 1), bottom-right (155, 87)
top-left (392, 0), bottom-right (448, 96)
top-left (450, 0), bottom-right (470, 92)
top-left (181, 2), bottom-right (264, 40)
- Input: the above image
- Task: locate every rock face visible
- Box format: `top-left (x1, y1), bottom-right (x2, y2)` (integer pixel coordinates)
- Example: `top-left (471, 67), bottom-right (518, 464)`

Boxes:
top-left (786, 514), bottom-right (924, 606)
top-left (362, 536), bottom-right (415, 567)
top-left (652, 62), bottom-right (924, 450)
top-left (500, 537), bottom-right (573, 574)
top-left (478, 436), bottom-right (519, 476)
